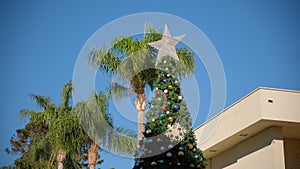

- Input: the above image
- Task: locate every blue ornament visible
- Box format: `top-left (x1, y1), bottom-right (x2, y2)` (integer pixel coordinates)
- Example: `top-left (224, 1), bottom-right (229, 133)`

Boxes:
top-left (166, 152), bottom-right (172, 157)
top-left (169, 63), bottom-right (173, 67)
top-left (177, 162), bottom-right (181, 166)
top-left (179, 146), bottom-right (184, 151)
top-left (158, 160), bottom-right (164, 163)
top-left (162, 79), bottom-right (167, 83)
top-left (160, 113), bottom-right (166, 119)
top-left (173, 104), bottom-right (180, 111)
top-left (193, 148), bottom-right (197, 152)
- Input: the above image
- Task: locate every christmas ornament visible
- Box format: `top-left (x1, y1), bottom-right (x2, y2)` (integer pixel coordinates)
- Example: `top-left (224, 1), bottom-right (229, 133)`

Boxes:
top-left (168, 144), bottom-right (173, 149)
top-left (189, 164), bottom-right (195, 168)
top-left (177, 162), bottom-right (181, 166)
top-left (146, 130), bottom-right (152, 134)
top-left (165, 67), bottom-right (169, 71)
top-left (162, 79), bottom-right (167, 83)
top-left (178, 95), bottom-right (182, 100)
top-left (157, 97), bottom-right (161, 101)
top-left (162, 105), bottom-right (167, 111)
top-left (160, 113), bottom-right (166, 119)
top-left (163, 60), bottom-right (167, 64)
top-left (178, 151), bottom-right (184, 156)
top-left (195, 154), bottom-right (199, 159)
top-left (157, 138), bottom-right (163, 142)
top-left (166, 73), bottom-right (170, 77)
top-left (166, 152), bottom-right (172, 157)
top-left (173, 104), bottom-right (180, 111)
top-left (165, 123), bottom-right (187, 142)
top-left (168, 85), bottom-right (173, 90)
top-left (160, 146), bottom-right (165, 151)
top-left (167, 101), bottom-right (171, 105)
top-left (158, 160), bottom-right (164, 164)
top-left (167, 124), bottom-right (171, 128)
top-left (151, 161), bottom-right (157, 166)
top-left (166, 111), bottom-right (170, 115)
top-left (156, 91), bottom-right (161, 96)
top-left (156, 87), bottom-right (158, 90)
top-left (168, 117), bottom-right (174, 123)
top-left (147, 139), bottom-right (153, 143)
top-left (179, 146), bottom-right (184, 151)
top-left (164, 89), bottom-right (168, 93)
top-left (151, 119), bottom-right (155, 122)
top-left (169, 63), bottom-right (173, 67)
top-left (192, 148), bottom-right (197, 152)
top-left (147, 25), bottom-right (185, 66)
top-left (187, 143), bottom-right (193, 150)
top-left (166, 93), bottom-right (170, 97)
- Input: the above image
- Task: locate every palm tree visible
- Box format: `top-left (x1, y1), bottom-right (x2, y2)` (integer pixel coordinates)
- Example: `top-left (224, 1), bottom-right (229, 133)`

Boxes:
top-left (89, 25), bottom-right (195, 143)
top-left (19, 81), bottom-right (88, 169)
top-left (74, 92), bottom-right (136, 169)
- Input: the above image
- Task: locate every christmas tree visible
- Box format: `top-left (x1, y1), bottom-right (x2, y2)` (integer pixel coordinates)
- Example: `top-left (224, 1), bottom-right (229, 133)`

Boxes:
top-left (133, 25), bottom-right (206, 169)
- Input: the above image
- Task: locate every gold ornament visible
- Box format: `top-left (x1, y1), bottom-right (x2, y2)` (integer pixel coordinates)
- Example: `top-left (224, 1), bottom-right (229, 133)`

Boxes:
top-left (187, 143), bottom-right (194, 150)
top-left (178, 151), bottom-right (184, 156)
top-left (168, 117), bottom-right (174, 123)
top-left (168, 85), bottom-right (173, 90)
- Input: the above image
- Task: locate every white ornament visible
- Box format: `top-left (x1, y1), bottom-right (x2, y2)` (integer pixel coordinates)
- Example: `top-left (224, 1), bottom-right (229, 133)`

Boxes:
top-left (164, 123), bottom-right (187, 142)
top-left (152, 119), bottom-right (155, 122)
top-left (146, 130), bottom-right (152, 134)
top-left (167, 74), bottom-right (170, 77)
top-left (148, 25), bottom-right (185, 66)
top-left (163, 60), bottom-right (167, 64)
top-left (156, 87), bottom-right (158, 90)
top-left (167, 124), bottom-right (171, 128)
top-left (175, 80), bottom-right (178, 83)
top-left (164, 90), bottom-right (168, 93)
top-left (165, 67), bottom-right (169, 71)
top-left (178, 96), bottom-right (182, 100)
top-left (166, 111), bottom-right (170, 115)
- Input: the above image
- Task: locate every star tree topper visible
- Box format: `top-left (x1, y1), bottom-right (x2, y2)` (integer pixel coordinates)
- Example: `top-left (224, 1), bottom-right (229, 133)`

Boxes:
top-left (148, 25), bottom-right (185, 66)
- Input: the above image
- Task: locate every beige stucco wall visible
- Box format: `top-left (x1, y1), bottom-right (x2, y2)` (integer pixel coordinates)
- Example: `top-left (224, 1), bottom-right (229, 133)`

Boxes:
top-left (194, 88), bottom-right (300, 169)
top-left (261, 89), bottom-right (300, 123)
top-left (195, 90), bottom-right (262, 153)
top-left (207, 127), bottom-right (285, 169)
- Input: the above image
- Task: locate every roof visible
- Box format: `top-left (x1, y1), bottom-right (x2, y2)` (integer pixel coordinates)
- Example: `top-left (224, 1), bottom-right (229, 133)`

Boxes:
top-left (194, 87), bottom-right (300, 158)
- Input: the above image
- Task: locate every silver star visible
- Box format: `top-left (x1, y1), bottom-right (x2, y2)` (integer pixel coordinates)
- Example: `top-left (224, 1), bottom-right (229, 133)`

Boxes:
top-left (148, 25), bottom-right (185, 66)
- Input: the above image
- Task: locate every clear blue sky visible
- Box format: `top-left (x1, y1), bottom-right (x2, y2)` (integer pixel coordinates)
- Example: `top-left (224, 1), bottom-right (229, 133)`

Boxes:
top-left (1, 0), bottom-right (300, 168)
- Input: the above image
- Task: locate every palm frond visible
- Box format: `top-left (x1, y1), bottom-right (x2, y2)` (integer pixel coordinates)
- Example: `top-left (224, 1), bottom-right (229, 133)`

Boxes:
top-left (29, 94), bottom-right (56, 111)
top-left (107, 83), bottom-right (130, 100)
top-left (88, 48), bottom-right (122, 75)
top-left (60, 81), bottom-right (73, 112)
top-left (105, 127), bottom-right (137, 156)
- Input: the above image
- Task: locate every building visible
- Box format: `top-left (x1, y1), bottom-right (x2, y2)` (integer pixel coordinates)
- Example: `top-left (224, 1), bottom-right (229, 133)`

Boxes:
top-left (194, 87), bottom-right (300, 169)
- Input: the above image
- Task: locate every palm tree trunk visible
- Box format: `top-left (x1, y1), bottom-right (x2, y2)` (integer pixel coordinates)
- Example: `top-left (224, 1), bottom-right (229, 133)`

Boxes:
top-left (134, 92), bottom-right (146, 146)
top-left (57, 150), bottom-right (66, 169)
top-left (88, 141), bottom-right (99, 169)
